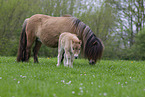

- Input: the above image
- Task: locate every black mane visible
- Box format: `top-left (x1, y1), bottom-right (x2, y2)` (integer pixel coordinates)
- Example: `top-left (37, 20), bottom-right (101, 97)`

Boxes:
top-left (72, 18), bottom-right (104, 62)
top-left (85, 34), bottom-right (103, 62)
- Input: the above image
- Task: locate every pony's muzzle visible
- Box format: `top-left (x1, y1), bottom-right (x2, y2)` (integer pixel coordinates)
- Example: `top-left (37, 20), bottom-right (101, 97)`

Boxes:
top-left (75, 56), bottom-right (78, 59)
top-left (74, 54), bottom-right (78, 59)
top-left (89, 60), bottom-right (95, 65)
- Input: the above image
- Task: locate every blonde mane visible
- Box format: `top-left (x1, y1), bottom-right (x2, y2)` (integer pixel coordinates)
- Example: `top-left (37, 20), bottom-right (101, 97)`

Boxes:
top-left (68, 34), bottom-right (80, 42)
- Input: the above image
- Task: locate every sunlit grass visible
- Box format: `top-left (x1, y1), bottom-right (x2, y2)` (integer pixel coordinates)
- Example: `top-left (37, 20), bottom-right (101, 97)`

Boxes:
top-left (0, 56), bottom-right (145, 97)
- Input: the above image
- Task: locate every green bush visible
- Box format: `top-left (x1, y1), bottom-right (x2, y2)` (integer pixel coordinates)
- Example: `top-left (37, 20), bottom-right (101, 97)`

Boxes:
top-left (130, 28), bottom-right (145, 60)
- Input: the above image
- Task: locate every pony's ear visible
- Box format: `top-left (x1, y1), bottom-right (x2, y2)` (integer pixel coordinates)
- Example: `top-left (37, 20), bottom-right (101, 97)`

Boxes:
top-left (93, 41), bottom-right (98, 45)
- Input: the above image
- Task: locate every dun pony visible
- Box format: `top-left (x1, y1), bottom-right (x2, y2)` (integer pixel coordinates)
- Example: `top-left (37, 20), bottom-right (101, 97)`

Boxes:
top-left (17, 14), bottom-right (104, 64)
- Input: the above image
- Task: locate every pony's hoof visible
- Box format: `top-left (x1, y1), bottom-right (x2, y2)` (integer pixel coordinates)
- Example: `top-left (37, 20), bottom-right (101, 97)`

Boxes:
top-left (64, 64), bottom-right (69, 67)
top-left (56, 64), bottom-right (60, 67)
top-left (69, 66), bottom-right (73, 68)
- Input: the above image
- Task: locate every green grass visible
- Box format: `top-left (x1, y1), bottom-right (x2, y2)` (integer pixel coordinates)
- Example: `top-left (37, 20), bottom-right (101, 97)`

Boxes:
top-left (0, 56), bottom-right (145, 97)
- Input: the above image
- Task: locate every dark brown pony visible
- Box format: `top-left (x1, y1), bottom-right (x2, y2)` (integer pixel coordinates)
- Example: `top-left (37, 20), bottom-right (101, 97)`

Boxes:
top-left (17, 14), bottom-right (104, 64)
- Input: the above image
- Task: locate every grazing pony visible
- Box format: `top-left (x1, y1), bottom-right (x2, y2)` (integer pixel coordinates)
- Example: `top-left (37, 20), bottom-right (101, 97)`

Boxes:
top-left (17, 14), bottom-right (104, 64)
top-left (57, 32), bottom-right (82, 68)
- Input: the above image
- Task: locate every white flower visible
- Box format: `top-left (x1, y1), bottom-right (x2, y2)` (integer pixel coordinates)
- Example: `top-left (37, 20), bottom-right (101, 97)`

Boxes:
top-left (72, 91), bottom-right (75, 94)
top-left (22, 76), bottom-right (26, 78)
top-left (61, 80), bottom-right (65, 83)
top-left (0, 77), bottom-right (2, 79)
top-left (53, 94), bottom-right (57, 97)
top-left (104, 93), bottom-right (107, 96)
top-left (18, 81), bottom-right (20, 84)
top-left (80, 90), bottom-right (83, 93)
top-left (80, 83), bottom-right (83, 85)
top-left (20, 75), bottom-right (26, 78)
top-left (79, 87), bottom-right (82, 90)
top-left (66, 81), bottom-right (71, 85)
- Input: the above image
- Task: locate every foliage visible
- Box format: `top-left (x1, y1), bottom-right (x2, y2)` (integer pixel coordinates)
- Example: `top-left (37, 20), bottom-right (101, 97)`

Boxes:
top-left (0, 0), bottom-right (145, 60)
top-left (105, 0), bottom-right (145, 47)
top-left (0, 0), bottom-right (79, 57)
top-left (0, 56), bottom-right (145, 97)
top-left (131, 28), bottom-right (145, 60)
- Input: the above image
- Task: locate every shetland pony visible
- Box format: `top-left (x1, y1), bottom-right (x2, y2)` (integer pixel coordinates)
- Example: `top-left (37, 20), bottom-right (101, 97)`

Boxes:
top-left (57, 32), bottom-right (82, 68)
top-left (17, 14), bottom-right (104, 64)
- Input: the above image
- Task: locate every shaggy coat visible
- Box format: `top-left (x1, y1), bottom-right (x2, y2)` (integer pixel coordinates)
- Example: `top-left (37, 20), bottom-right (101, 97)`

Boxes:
top-left (57, 32), bottom-right (81, 68)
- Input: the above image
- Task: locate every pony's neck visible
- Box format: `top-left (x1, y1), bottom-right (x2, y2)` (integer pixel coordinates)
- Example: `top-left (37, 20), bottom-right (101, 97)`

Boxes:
top-left (71, 18), bottom-right (95, 52)
top-left (72, 18), bottom-right (93, 40)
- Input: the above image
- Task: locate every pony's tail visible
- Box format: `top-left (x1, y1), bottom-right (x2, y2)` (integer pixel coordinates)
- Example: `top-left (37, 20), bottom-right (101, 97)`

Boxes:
top-left (17, 19), bottom-right (28, 62)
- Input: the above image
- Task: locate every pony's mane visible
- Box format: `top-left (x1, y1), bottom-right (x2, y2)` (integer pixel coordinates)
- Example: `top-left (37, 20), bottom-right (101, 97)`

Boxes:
top-left (62, 14), bottom-right (72, 17)
top-left (70, 35), bottom-right (80, 42)
top-left (85, 34), bottom-right (104, 61)
top-left (65, 33), bottom-right (80, 42)
top-left (72, 18), bottom-right (104, 62)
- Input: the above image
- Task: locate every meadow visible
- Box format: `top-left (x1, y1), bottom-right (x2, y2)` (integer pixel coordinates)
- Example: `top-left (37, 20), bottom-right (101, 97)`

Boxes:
top-left (0, 56), bottom-right (145, 97)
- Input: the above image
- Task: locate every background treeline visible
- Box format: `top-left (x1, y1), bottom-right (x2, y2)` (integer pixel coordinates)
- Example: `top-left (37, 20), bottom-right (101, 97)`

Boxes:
top-left (0, 0), bottom-right (145, 60)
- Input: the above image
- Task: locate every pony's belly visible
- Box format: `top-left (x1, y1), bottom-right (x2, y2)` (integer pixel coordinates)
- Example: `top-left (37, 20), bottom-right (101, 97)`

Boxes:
top-left (39, 35), bottom-right (59, 48)
top-left (36, 38), bottom-right (56, 47)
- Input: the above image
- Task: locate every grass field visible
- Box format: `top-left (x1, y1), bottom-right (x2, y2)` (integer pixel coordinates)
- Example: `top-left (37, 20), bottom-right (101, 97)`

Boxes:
top-left (0, 56), bottom-right (145, 97)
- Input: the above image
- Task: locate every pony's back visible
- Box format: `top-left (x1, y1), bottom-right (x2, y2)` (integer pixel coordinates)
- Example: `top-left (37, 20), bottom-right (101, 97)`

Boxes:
top-left (60, 32), bottom-right (79, 42)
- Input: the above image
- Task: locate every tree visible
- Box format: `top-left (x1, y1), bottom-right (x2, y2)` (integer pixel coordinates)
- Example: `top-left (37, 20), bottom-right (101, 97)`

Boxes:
top-left (0, 0), bottom-right (79, 56)
top-left (0, 0), bottom-right (42, 56)
top-left (105, 0), bottom-right (145, 48)
top-left (133, 28), bottom-right (145, 60)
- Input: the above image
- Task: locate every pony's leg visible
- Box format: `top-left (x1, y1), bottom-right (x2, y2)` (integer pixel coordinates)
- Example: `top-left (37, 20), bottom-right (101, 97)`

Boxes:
top-left (25, 43), bottom-right (33, 62)
top-left (57, 48), bottom-right (63, 66)
top-left (63, 53), bottom-right (67, 67)
top-left (65, 50), bottom-right (71, 67)
top-left (61, 51), bottom-right (64, 63)
top-left (25, 31), bottom-right (35, 62)
top-left (33, 39), bottom-right (42, 63)
top-left (70, 54), bottom-right (74, 68)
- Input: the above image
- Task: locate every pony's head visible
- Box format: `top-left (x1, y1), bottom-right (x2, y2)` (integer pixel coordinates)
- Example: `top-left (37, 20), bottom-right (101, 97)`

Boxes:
top-left (85, 34), bottom-right (104, 65)
top-left (72, 18), bottom-right (104, 64)
top-left (72, 40), bottom-right (82, 59)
